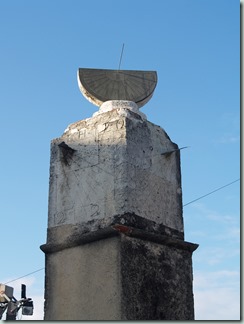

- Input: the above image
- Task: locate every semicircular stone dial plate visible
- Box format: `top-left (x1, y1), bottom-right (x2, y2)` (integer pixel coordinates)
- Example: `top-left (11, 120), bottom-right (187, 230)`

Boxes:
top-left (77, 68), bottom-right (157, 108)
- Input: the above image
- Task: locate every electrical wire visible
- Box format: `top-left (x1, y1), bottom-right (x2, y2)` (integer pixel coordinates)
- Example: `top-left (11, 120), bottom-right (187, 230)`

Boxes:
top-left (183, 178), bottom-right (240, 207)
top-left (4, 268), bottom-right (44, 285)
top-left (118, 43), bottom-right (125, 70)
top-left (3, 179), bottom-right (240, 286)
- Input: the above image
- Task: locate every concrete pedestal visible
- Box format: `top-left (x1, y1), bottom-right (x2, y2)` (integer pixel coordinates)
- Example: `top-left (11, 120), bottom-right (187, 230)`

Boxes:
top-left (41, 104), bottom-right (198, 320)
top-left (42, 229), bottom-right (197, 320)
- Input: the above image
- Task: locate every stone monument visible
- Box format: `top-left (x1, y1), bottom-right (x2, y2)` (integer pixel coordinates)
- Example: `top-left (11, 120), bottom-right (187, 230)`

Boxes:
top-left (40, 68), bottom-right (198, 320)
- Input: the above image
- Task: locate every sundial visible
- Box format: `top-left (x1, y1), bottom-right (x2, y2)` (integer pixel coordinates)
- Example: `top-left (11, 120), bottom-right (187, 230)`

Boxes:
top-left (77, 68), bottom-right (157, 108)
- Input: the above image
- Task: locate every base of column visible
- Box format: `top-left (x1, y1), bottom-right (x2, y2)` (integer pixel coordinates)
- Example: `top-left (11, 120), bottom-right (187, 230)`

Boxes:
top-left (41, 224), bottom-right (198, 320)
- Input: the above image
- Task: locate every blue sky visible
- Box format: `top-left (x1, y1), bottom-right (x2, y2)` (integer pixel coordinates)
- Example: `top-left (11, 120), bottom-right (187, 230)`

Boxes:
top-left (0, 0), bottom-right (240, 320)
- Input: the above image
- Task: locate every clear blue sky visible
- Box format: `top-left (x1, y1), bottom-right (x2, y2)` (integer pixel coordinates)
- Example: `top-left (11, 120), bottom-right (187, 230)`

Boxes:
top-left (0, 0), bottom-right (240, 320)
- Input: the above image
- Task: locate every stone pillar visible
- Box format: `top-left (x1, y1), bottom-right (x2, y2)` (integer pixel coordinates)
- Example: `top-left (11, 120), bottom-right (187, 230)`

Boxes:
top-left (41, 101), bottom-right (198, 320)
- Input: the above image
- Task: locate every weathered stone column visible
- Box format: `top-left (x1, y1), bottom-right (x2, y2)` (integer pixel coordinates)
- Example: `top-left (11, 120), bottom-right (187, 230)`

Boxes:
top-left (41, 101), bottom-right (198, 320)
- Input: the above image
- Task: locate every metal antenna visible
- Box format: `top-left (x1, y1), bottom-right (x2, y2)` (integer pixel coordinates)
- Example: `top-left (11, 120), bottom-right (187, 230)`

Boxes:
top-left (118, 43), bottom-right (125, 70)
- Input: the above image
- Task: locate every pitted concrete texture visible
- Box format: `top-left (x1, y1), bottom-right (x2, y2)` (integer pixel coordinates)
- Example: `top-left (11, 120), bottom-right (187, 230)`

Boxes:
top-left (47, 108), bottom-right (183, 236)
top-left (44, 234), bottom-right (196, 320)
top-left (44, 236), bottom-right (121, 320)
top-left (43, 106), bottom-right (197, 321)
top-left (120, 235), bottom-right (195, 320)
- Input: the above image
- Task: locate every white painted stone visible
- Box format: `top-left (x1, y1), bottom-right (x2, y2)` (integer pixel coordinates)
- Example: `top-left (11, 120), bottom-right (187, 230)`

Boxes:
top-left (93, 100), bottom-right (147, 120)
top-left (48, 109), bottom-right (183, 233)
top-left (70, 128), bottom-right (78, 134)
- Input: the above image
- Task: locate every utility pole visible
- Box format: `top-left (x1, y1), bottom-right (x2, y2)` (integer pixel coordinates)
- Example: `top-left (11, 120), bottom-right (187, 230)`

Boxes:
top-left (0, 283), bottom-right (34, 320)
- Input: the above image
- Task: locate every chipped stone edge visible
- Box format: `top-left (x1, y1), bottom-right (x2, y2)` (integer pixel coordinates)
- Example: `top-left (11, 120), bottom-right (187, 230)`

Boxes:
top-left (40, 225), bottom-right (198, 254)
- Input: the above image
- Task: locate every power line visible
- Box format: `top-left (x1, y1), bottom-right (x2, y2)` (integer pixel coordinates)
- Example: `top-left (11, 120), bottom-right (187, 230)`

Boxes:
top-left (4, 268), bottom-right (44, 285)
top-left (183, 179), bottom-right (240, 207)
top-left (118, 43), bottom-right (125, 70)
top-left (3, 180), bottom-right (240, 286)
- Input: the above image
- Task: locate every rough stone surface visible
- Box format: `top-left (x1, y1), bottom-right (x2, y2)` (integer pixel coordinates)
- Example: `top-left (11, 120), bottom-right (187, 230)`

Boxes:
top-left (41, 223), bottom-right (198, 255)
top-left (120, 235), bottom-right (195, 320)
top-left (42, 106), bottom-right (198, 320)
top-left (44, 233), bottom-right (196, 320)
top-left (47, 108), bottom-right (183, 238)
top-left (44, 237), bottom-right (121, 320)
top-left (42, 213), bottom-right (186, 253)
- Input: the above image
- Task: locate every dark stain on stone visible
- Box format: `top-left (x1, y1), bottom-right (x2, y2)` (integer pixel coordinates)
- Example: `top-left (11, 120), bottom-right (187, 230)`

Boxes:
top-left (58, 141), bottom-right (76, 166)
top-left (120, 236), bottom-right (195, 320)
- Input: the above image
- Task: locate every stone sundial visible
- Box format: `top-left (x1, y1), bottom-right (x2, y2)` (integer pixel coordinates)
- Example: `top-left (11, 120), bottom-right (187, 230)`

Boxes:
top-left (77, 68), bottom-right (157, 118)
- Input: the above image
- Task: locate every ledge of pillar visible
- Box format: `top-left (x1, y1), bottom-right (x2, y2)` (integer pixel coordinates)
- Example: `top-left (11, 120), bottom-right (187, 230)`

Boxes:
top-left (40, 226), bottom-right (118, 254)
top-left (43, 213), bottom-right (185, 251)
top-left (112, 213), bottom-right (184, 240)
top-left (40, 222), bottom-right (198, 254)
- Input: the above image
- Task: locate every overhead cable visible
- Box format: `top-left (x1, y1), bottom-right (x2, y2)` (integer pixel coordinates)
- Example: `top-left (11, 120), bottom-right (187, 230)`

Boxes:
top-left (4, 268), bottom-right (44, 285)
top-left (3, 179), bottom-right (240, 285)
top-left (183, 179), bottom-right (240, 207)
